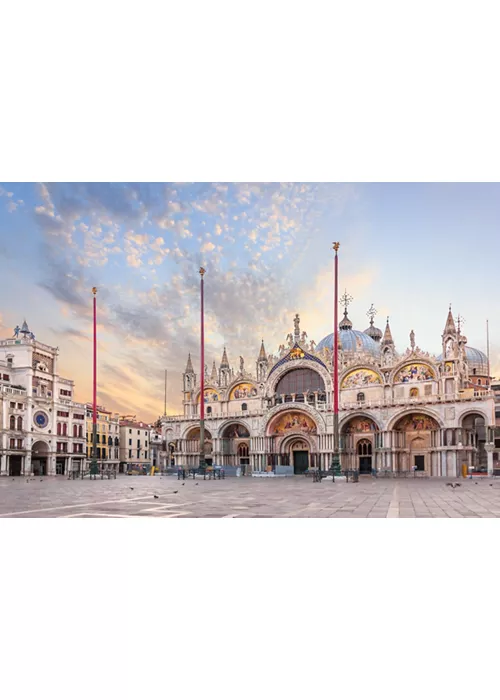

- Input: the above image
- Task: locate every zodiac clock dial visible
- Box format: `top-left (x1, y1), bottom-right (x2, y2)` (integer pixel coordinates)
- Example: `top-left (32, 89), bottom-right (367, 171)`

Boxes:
top-left (33, 411), bottom-right (49, 429)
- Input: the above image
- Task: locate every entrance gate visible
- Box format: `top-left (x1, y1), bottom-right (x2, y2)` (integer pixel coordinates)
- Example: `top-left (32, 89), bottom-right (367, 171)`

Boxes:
top-left (293, 450), bottom-right (309, 474)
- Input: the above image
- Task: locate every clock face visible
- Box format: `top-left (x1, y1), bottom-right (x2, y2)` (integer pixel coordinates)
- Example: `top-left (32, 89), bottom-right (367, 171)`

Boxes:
top-left (33, 411), bottom-right (49, 429)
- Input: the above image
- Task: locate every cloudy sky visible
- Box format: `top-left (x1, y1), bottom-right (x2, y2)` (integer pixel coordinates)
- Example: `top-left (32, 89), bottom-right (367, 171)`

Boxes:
top-left (0, 182), bottom-right (499, 420)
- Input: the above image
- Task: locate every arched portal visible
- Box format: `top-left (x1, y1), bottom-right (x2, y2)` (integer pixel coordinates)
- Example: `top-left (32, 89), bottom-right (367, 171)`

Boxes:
top-left (220, 423), bottom-right (251, 467)
top-left (185, 427), bottom-right (213, 465)
top-left (462, 413), bottom-right (487, 472)
top-left (280, 436), bottom-right (312, 475)
top-left (340, 415), bottom-right (379, 472)
top-left (393, 413), bottom-right (440, 473)
top-left (32, 441), bottom-right (49, 476)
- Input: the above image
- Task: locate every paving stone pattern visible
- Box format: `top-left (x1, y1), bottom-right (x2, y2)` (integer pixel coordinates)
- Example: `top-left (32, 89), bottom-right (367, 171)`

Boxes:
top-left (2, 475), bottom-right (500, 518)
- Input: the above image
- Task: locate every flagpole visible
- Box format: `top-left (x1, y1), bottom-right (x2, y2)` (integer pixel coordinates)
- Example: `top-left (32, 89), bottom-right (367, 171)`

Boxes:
top-left (90, 287), bottom-right (98, 479)
top-left (199, 267), bottom-right (206, 472)
top-left (164, 369), bottom-right (167, 416)
top-left (331, 243), bottom-right (341, 478)
top-left (487, 319), bottom-right (490, 387)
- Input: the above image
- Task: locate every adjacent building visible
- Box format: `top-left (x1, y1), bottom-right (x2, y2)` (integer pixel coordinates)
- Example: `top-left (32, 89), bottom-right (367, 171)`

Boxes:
top-left (119, 417), bottom-right (151, 473)
top-left (85, 403), bottom-right (120, 473)
top-left (161, 305), bottom-right (496, 478)
top-left (0, 321), bottom-right (86, 476)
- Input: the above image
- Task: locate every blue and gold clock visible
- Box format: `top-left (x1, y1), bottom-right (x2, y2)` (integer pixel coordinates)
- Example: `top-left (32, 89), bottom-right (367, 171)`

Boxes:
top-left (33, 411), bottom-right (49, 429)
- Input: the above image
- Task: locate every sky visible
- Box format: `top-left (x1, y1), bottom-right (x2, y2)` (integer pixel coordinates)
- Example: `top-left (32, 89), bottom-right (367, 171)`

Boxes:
top-left (0, 182), bottom-right (499, 421)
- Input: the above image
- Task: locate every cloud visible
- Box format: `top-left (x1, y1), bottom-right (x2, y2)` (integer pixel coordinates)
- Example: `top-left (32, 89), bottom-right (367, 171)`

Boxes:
top-left (201, 241), bottom-right (216, 253)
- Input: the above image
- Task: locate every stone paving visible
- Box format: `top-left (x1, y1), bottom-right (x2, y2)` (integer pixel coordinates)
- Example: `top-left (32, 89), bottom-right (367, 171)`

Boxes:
top-left (2, 475), bottom-right (500, 517)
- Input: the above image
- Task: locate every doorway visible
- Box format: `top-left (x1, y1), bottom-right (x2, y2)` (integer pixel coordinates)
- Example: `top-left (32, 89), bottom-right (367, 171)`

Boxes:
top-left (9, 456), bottom-right (23, 477)
top-left (293, 450), bottom-right (309, 474)
top-left (414, 455), bottom-right (425, 471)
top-left (359, 456), bottom-right (372, 474)
top-left (357, 439), bottom-right (373, 474)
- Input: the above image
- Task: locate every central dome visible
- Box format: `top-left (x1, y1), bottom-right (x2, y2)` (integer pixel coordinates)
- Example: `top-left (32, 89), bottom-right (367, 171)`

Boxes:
top-left (316, 329), bottom-right (380, 357)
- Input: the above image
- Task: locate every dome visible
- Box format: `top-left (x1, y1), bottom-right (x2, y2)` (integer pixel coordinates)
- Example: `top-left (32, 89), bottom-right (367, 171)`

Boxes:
top-left (465, 346), bottom-right (489, 375)
top-left (316, 329), bottom-right (380, 357)
top-left (364, 324), bottom-right (383, 342)
top-left (437, 346), bottom-right (489, 376)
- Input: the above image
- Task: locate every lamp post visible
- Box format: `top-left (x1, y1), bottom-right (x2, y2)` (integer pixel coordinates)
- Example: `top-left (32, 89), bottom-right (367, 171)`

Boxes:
top-left (199, 268), bottom-right (206, 473)
top-left (90, 287), bottom-right (99, 479)
top-left (331, 242), bottom-right (342, 478)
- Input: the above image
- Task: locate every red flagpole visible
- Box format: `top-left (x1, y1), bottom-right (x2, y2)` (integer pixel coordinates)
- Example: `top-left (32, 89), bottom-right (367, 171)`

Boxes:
top-left (332, 243), bottom-right (341, 477)
top-left (199, 268), bottom-right (206, 471)
top-left (91, 287), bottom-right (98, 477)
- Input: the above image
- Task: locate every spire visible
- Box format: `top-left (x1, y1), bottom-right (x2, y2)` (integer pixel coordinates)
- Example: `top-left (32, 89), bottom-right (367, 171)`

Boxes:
top-left (338, 289), bottom-right (353, 330)
top-left (258, 339), bottom-right (267, 361)
top-left (381, 316), bottom-right (394, 346)
top-left (364, 303), bottom-right (382, 342)
top-left (443, 304), bottom-right (456, 336)
top-left (210, 361), bottom-right (217, 382)
top-left (185, 353), bottom-right (194, 373)
top-left (220, 347), bottom-right (229, 368)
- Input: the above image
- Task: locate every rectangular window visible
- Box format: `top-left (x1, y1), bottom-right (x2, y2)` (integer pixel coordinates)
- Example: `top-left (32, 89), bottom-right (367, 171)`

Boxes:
top-left (137, 450), bottom-right (140, 459)
top-left (60, 389), bottom-right (72, 397)
top-left (137, 440), bottom-right (140, 448)
top-left (129, 439), bottom-right (132, 446)
top-left (3, 374), bottom-right (9, 381)
top-left (128, 449), bottom-right (132, 458)
top-left (129, 429), bottom-right (132, 434)
top-left (17, 439), bottom-right (23, 449)
top-left (145, 451), bottom-right (148, 459)
top-left (10, 402), bottom-right (15, 409)
top-left (102, 449), bottom-right (107, 459)
top-left (17, 403), bottom-right (23, 409)
top-left (10, 438), bottom-right (15, 448)
top-left (73, 414), bottom-right (84, 420)
top-left (57, 411), bottom-right (70, 417)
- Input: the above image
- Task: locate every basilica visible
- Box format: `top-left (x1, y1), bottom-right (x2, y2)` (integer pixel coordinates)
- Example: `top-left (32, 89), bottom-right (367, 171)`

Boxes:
top-left (161, 305), bottom-right (496, 477)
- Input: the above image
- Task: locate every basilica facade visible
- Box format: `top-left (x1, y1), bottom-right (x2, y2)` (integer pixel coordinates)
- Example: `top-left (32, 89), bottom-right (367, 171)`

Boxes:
top-left (161, 306), bottom-right (496, 477)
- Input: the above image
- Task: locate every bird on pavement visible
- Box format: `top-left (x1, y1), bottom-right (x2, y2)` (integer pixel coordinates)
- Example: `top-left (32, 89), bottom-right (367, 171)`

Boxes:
top-left (154, 495), bottom-right (159, 499)
top-left (173, 491), bottom-right (178, 494)
top-left (195, 483), bottom-right (199, 486)
top-left (182, 483), bottom-right (185, 486)
top-left (130, 487), bottom-right (134, 490)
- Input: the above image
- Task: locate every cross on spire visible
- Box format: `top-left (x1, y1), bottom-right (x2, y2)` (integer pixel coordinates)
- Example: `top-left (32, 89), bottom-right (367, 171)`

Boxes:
top-left (339, 289), bottom-right (353, 315)
top-left (366, 303), bottom-right (377, 326)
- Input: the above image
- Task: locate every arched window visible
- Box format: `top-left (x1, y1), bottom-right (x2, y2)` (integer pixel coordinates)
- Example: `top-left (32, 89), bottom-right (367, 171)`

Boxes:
top-left (10, 415), bottom-right (15, 430)
top-left (477, 379), bottom-right (482, 385)
top-left (79, 426), bottom-right (83, 438)
top-left (275, 368), bottom-right (326, 398)
top-left (114, 437), bottom-right (119, 446)
top-left (57, 422), bottom-right (61, 435)
top-left (357, 439), bottom-right (372, 456)
top-left (62, 423), bottom-right (67, 436)
top-left (207, 406), bottom-right (212, 414)
top-left (238, 443), bottom-right (249, 458)
top-left (357, 392), bottom-right (365, 403)
top-left (473, 368), bottom-right (477, 375)
top-left (242, 403), bottom-right (248, 411)
top-left (73, 425), bottom-right (77, 437)
top-left (17, 416), bottom-right (23, 431)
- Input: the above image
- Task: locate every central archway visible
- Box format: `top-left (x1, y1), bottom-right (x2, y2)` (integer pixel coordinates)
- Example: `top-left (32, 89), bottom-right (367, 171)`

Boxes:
top-left (32, 440), bottom-right (49, 476)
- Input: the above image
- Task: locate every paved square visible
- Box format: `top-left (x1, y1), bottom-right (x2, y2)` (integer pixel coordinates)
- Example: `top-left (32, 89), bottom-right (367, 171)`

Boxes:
top-left (1, 475), bottom-right (500, 517)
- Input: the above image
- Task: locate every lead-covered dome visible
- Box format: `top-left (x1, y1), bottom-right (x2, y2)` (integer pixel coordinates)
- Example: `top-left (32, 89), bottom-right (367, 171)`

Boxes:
top-left (316, 329), bottom-right (380, 358)
top-left (438, 346), bottom-right (489, 375)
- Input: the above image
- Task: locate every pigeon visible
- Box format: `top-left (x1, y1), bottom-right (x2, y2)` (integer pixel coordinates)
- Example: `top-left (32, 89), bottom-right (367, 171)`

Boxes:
top-left (130, 487), bottom-right (134, 490)
top-left (173, 491), bottom-right (178, 494)
top-left (195, 483), bottom-right (199, 486)
top-left (182, 483), bottom-right (185, 486)
top-left (154, 495), bottom-right (159, 499)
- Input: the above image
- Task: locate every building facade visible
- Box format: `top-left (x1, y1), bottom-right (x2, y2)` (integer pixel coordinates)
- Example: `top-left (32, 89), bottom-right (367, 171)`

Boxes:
top-left (119, 418), bottom-right (151, 473)
top-left (0, 321), bottom-right (86, 476)
top-left (85, 403), bottom-right (120, 473)
top-left (161, 306), bottom-right (496, 477)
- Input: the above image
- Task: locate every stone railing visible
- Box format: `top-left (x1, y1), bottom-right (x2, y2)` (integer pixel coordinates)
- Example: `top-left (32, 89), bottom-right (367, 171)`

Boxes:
top-left (1, 385), bottom-right (27, 397)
